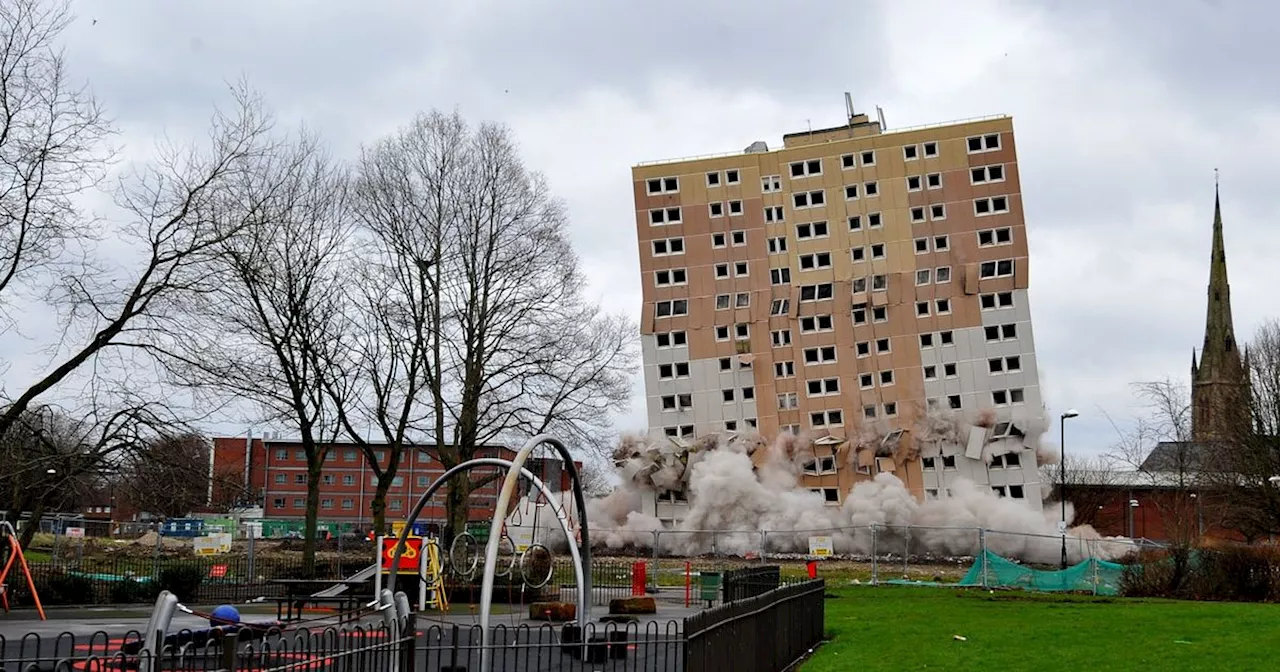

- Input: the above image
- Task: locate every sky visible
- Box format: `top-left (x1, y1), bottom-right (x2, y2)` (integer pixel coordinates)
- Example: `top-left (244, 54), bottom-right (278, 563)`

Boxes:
top-left (4, 0), bottom-right (1277, 460)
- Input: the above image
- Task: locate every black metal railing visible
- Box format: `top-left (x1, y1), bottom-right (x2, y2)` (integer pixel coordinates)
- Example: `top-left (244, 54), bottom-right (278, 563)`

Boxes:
top-left (0, 616), bottom-right (415, 671)
top-left (722, 565), bottom-right (781, 602)
top-left (416, 620), bottom-right (685, 670)
top-left (684, 579), bottom-right (826, 672)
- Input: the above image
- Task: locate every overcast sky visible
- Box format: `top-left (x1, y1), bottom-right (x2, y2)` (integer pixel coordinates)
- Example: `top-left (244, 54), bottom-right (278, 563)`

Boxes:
top-left (6, 0), bottom-right (1276, 458)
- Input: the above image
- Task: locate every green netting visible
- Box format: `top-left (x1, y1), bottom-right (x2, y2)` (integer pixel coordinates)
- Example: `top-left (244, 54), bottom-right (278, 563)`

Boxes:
top-left (956, 550), bottom-right (1126, 595)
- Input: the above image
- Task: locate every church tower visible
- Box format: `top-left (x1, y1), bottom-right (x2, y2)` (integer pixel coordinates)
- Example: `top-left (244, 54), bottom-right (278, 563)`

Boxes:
top-left (1191, 186), bottom-right (1250, 443)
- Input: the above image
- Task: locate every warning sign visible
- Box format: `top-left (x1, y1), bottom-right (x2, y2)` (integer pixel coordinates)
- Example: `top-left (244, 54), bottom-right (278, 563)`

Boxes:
top-left (381, 537), bottom-right (423, 573)
top-left (808, 536), bottom-right (834, 557)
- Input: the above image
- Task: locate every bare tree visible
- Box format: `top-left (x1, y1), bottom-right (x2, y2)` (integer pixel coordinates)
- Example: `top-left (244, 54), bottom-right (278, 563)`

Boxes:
top-left (1042, 454), bottom-right (1123, 530)
top-left (116, 432), bottom-right (211, 519)
top-left (344, 111), bottom-right (637, 539)
top-left (0, 0), bottom-right (275, 448)
top-left (1203, 319), bottom-right (1280, 539)
top-left (157, 129), bottom-right (350, 575)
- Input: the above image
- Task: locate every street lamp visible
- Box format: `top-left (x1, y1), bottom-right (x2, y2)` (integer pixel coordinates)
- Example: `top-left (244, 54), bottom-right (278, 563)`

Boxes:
top-left (1059, 409), bottom-right (1079, 569)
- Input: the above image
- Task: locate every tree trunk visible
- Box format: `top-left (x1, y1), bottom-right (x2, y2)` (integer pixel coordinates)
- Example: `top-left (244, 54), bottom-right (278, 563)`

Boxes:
top-left (371, 477), bottom-right (393, 537)
top-left (445, 478), bottom-right (472, 547)
top-left (303, 456), bottom-right (324, 578)
top-left (18, 499), bottom-right (46, 549)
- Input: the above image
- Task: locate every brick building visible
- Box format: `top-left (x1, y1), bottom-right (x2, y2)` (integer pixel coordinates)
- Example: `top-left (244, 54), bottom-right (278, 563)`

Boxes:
top-left (210, 435), bottom-right (578, 530)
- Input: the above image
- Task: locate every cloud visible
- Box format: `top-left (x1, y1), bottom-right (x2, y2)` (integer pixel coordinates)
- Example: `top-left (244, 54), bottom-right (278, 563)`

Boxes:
top-left (4, 0), bottom-right (1274, 453)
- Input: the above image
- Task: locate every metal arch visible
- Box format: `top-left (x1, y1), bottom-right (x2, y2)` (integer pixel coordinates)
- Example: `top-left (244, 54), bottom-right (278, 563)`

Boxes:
top-left (386, 457), bottom-right (587, 631)
top-left (479, 434), bottom-right (592, 672)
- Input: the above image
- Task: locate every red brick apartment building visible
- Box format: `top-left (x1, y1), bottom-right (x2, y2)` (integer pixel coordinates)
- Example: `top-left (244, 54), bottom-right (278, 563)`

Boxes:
top-left (211, 436), bottom-right (578, 527)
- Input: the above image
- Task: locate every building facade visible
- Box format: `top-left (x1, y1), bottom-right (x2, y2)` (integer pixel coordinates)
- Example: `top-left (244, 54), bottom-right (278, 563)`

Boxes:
top-left (210, 436), bottom-right (576, 531)
top-left (632, 108), bottom-right (1046, 511)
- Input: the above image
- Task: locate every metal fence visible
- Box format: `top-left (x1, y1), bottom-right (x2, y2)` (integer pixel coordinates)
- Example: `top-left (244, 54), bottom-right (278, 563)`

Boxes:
top-left (0, 617), bottom-right (414, 672)
top-left (685, 579), bottom-right (826, 672)
top-left (723, 566), bottom-right (781, 602)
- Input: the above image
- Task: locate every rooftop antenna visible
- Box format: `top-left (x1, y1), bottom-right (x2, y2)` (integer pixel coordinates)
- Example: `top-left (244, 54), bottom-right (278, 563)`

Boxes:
top-left (876, 105), bottom-right (887, 130)
top-left (844, 92), bottom-right (855, 122)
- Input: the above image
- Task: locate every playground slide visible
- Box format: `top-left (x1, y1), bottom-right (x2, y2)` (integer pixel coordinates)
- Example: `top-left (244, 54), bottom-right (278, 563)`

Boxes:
top-left (310, 563), bottom-right (379, 598)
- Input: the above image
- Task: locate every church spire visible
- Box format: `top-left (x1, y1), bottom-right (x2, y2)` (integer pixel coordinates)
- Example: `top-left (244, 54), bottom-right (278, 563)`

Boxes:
top-left (1191, 179), bottom-right (1249, 443)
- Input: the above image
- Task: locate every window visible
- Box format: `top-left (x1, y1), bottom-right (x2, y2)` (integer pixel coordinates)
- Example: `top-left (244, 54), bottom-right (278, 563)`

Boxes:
top-left (764, 206), bottom-right (785, 222)
top-left (942, 363), bottom-right (957, 378)
top-left (907, 176), bottom-right (922, 192)
top-left (885, 402), bottom-right (898, 416)
top-left (321, 498), bottom-right (333, 510)
top-left (646, 177), bottom-right (679, 194)
top-left (923, 365), bottom-right (938, 380)
top-left (916, 268), bottom-right (931, 286)
top-left (274, 473), bottom-right (286, 484)
top-left (660, 394), bottom-right (693, 411)
top-left (936, 298), bottom-right (951, 314)
top-left (868, 212), bottom-right (882, 228)
top-left (770, 267), bottom-right (791, 285)
top-left (911, 206), bottom-right (925, 223)
top-left (726, 169), bottom-right (740, 184)
top-left (859, 373), bottom-right (873, 389)
top-left (795, 221), bottom-right (829, 239)
top-left (988, 356), bottom-right (1022, 373)
top-left (293, 498), bottom-right (304, 509)
top-left (810, 410), bottom-right (844, 427)
top-left (771, 329), bottom-right (792, 347)
top-left (417, 475), bottom-right (429, 487)
top-left (767, 237), bottom-right (788, 254)
top-left (730, 230), bottom-right (746, 246)
top-left (843, 184), bottom-right (859, 200)
top-left (923, 457), bottom-right (936, 470)
top-left (971, 164), bottom-right (1006, 184)
top-left (978, 227), bottom-right (1013, 247)
top-left (920, 333), bottom-right (934, 348)
top-left (872, 274), bottom-right (887, 291)
top-left (771, 298), bottom-right (790, 316)
top-left (923, 141), bottom-right (938, 157)
top-left (722, 389), bottom-right (735, 403)
top-left (1009, 485), bottom-right (1025, 499)
top-left (295, 473), bottom-right (306, 484)
top-left (916, 301), bottom-right (930, 317)
top-left (966, 133), bottom-right (1001, 153)
top-left (873, 306), bottom-right (887, 322)
top-left (948, 395), bottom-right (962, 410)
top-left (709, 202), bottom-right (724, 217)
top-left (735, 323), bottom-right (750, 339)
top-left (876, 337), bottom-right (891, 353)
top-left (861, 150), bottom-right (875, 166)
top-left (761, 175), bottom-right (782, 192)
top-left (870, 243), bottom-right (886, 259)
top-left (980, 259), bottom-right (1015, 278)
top-left (803, 346), bottom-right (837, 364)
top-left (936, 266), bottom-right (952, 283)
top-left (851, 246), bottom-right (866, 262)
top-left (903, 144), bottom-right (919, 160)
top-left (734, 261), bottom-right (749, 277)
top-left (793, 190), bottom-right (826, 209)
top-left (927, 172), bottom-right (942, 189)
top-left (343, 474), bottom-right (355, 485)
top-left (934, 235), bottom-right (949, 251)
top-left (654, 268), bottom-right (687, 286)
top-left (706, 171), bottom-right (720, 187)
top-left (778, 392), bottom-right (798, 410)
top-left (789, 159), bottom-right (823, 177)
top-left (852, 304), bottom-right (867, 324)
top-left (715, 263), bottom-right (729, 278)
top-left (974, 196), bottom-right (1010, 216)
top-left (322, 474), bottom-right (335, 485)
top-left (841, 153), bottom-right (856, 169)
top-left (806, 378), bottom-right (840, 397)
top-left (775, 361), bottom-right (796, 378)
top-left (724, 420), bottom-right (738, 431)
top-left (848, 215), bottom-right (862, 231)
top-left (729, 200), bottom-right (743, 215)
top-left (736, 292), bottom-right (750, 308)
top-left (880, 370), bottom-right (895, 386)
top-left (343, 449), bottom-right (356, 462)
top-left (651, 238), bottom-right (685, 256)
top-left (649, 207), bottom-right (682, 225)
top-left (864, 181), bottom-right (879, 197)
top-left (798, 252), bottom-right (832, 270)
top-left (985, 323), bottom-right (1018, 341)
top-left (799, 283), bottom-right (833, 302)
top-left (654, 299), bottom-right (688, 318)
top-left (931, 204), bottom-right (947, 220)
top-left (658, 362), bottom-right (690, 379)
top-left (799, 314), bottom-right (834, 333)
top-left (980, 291), bottom-right (1015, 310)
top-left (712, 233), bottom-right (726, 248)
top-left (914, 237), bottom-right (928, 254)
top-left (855, 341), bottom-right (871, 357)
top-left (714, 325), bottom-right (728, 341)
top-left (655, 330), bottom-right (687, 348)
top-left (940, 330), bottom-right (954, 345)
top-left (863, 405), bottom-right (877, 419)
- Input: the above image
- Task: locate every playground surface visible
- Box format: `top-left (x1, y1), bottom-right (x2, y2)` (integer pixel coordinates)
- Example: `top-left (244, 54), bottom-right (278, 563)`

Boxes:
top-left (803, 584), bottom-right (1280, 672)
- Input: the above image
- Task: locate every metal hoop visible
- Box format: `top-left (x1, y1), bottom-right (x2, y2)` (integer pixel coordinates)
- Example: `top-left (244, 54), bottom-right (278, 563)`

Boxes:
top-left (493, 534), bottom-right (517, 578)
top-left (519, 544), bottom-right (554, 589)
top-left (448, 532), bottom-right (479, 579)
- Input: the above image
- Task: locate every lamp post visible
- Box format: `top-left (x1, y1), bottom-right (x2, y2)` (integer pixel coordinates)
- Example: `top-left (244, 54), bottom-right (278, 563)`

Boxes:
top-left (1059, 409), bottom-right (1079, 569)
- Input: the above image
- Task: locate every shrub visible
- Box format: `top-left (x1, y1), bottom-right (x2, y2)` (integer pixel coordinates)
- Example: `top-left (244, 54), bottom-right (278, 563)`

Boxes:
top-left (157, 565), bottom-right (206, 600)
top-left (41, 572), bottom-right (97, 605)
top-left (110, 579), bottom-right (158, 604)
top-left (1121, 545), bottom-right (1280, 602)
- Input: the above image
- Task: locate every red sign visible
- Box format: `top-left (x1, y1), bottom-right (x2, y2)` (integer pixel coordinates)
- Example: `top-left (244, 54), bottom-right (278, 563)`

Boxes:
top-left (209, 564), bottom-right (229, 579)
top-left (381, 538), bottom-right (422, 572)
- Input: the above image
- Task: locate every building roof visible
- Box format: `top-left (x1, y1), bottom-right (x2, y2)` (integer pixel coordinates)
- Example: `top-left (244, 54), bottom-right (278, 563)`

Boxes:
top-left (1140, 441), bottom-right (1208, 472)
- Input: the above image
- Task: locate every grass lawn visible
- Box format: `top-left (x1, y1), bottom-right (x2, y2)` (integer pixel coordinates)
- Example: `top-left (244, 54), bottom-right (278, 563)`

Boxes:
top-left (804, 585), bottom-right (1279, 672)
